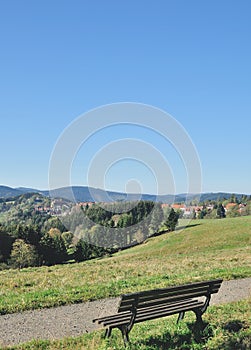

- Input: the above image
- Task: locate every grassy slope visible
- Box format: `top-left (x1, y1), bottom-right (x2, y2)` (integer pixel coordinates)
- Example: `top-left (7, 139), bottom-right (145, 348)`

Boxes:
top-left (0, 217), bottom-right (250, 315)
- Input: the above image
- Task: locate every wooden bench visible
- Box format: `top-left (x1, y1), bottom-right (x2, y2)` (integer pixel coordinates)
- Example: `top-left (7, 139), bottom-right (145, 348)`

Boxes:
top-left (93, 279), bottom-right (223, 346)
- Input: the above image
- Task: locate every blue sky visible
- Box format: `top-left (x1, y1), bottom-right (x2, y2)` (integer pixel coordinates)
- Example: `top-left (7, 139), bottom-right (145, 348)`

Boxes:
top-left (0, 0), bottom-right (250, 194)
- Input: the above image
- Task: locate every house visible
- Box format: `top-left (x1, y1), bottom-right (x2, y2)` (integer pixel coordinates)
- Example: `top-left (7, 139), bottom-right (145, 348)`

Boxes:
top-left (225, 203), bottom-right (238, 211)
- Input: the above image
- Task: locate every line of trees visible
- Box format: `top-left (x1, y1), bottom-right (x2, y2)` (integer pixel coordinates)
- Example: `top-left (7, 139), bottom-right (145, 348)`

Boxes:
top-left (62, 201), bottom-right (178, 248)
top-left (0, 201), bottom-right (179, 270)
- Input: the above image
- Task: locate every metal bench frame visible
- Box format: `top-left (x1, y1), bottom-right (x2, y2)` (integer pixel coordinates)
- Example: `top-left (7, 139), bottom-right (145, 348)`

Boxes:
top-left (93, 279), bottom-right (223, 346)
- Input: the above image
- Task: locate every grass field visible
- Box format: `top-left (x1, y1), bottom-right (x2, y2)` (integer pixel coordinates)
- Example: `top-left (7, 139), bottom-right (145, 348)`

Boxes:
top-left (0, 216), bottom-right (250, 315)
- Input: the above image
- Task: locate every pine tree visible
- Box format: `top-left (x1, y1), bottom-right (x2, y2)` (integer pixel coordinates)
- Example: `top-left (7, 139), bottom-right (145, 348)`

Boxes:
top-left (216, 204), bottom-right (226, 218)
top-left (165, 208), bottom-right (179, 231)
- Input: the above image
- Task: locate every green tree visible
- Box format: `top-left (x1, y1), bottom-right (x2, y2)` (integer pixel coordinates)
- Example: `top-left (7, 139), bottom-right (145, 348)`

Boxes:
top-left (74, 238), bottom-right (106, 262)
top-left (197, 209), bottom-right (207, 219)
top-left (0, 226), bottom-right (15, 263)
top-left (241, 194), bottom-right (248, 202)
top-left (40, 229), bottom-right (68, 265)
top-left (10, 239), bottom-right (39, 269)
top-left (117, 213), bottom-right (134, 228)
top-left (216, 204), bottom-right (226, 218)
top-left (15, 224), bottom-right (42, 249)
top-left (149, 203), bottom-right (164, 234)
top-left (61, 231), bottom-right (74, 251)
top-left (230, 194), bottom-right (237, 203)
top-left (74, 239), bottom-right (93, 262)
top-left (43, 217), bottom-right (66, 233)
top-left (164, 208), bottom-right (179, 231)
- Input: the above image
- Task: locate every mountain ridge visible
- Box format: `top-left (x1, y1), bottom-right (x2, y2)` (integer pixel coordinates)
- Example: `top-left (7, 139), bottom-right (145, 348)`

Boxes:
top-left (0, 185), bottom-right (248, 204)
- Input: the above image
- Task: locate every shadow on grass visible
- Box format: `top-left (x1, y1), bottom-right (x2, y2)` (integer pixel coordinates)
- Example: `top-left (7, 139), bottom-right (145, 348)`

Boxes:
top-left (151, 223), bottom-right (202, 238)
top-left (223, 320), bottom-right (248, 333)
top-left (137, 321), bottom-right (213, 350)
top-left (176, 223), bottom-right (202, 231)
top-left (132, 319), bottom-right (251, 350)
top-left (219, 320), bottom-right (251, 350)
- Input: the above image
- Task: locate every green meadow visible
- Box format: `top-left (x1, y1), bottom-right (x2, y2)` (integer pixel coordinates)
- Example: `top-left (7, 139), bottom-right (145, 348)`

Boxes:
top-left (0, 216), bottom-right (250, 315)
top-left (0, 216), bottom-right (251, 349)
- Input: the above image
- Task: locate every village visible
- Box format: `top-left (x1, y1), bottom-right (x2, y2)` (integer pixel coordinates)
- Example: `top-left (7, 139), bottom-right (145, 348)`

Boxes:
top-left (34, 197), bottom-right (248, 219)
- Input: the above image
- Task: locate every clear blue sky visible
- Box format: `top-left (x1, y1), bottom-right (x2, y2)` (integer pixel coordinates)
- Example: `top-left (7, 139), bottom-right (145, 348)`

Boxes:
top-left (0, 0), bottom-right (250, 194)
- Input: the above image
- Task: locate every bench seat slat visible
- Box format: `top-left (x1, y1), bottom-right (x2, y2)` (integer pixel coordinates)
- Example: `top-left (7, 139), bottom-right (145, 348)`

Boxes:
top-left (134, 299), bottom-right (201, 314)
top-left (135, 302), bottom-right (205, 324)
top-left (102, 301), bottom-right (205, 328)
top-left (93, 311), bottom-right (131, 324)
top-left (94, 298), bottom-right (199, 324)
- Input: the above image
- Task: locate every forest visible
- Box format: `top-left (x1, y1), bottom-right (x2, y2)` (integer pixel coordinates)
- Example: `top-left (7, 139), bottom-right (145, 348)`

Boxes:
top-left (0, 193), bottom-right (178, 270)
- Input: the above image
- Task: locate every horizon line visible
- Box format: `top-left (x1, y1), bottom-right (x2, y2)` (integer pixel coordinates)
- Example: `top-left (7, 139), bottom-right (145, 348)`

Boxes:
top-left (0, 184), bottom-right (250, 196)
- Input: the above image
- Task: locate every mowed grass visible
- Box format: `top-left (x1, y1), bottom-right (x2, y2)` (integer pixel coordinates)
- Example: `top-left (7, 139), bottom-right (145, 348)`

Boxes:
top-left (3, 297), bottom-right (251, 350)
top-left (0, 216), bottom-right (250, 315)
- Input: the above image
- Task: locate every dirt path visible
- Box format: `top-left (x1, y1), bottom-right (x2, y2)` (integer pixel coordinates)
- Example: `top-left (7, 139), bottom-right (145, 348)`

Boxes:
top-left (0, 278), bottom-right (250, 348)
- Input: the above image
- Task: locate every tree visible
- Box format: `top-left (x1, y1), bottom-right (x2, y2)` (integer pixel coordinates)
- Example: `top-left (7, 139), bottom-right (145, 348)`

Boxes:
top-left (134, 229), bottom-right (144, 243)
top-left (216, 204), bottom-right (226, 219)
top-left (15, 224), bottom-right (42, 249)
top-left (197, 209), bottom-right (207, 219)
top-left (40, 229), bottom-right (68, 265)
top-left (117, 213), bottom-right (133, 228)
top-left (43, 217), bottom-right (66, 233)
top-left (241, 194), bottom-right (248, 203)
top-left (10, 239), bottom-right (39, 269)
top-left (0, 227), bottom-right (15, 263)
top-left (47, 227), bottom-right (61, 238)
top-left (230, 194), bottom-right (237, 203)
top-left (149, 203), bottom-right (164, 234)
top-left (74, 239), bottom-right (93, 262)
top-left (61, 231), bottom-right (74, 251)
top-left (74, 238), bottom-right (106, 262)
top-left (164, 208), bottom-right (179, 231)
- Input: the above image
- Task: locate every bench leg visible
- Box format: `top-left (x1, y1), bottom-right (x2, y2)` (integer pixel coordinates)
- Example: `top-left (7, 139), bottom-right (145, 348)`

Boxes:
top-left (105, 327), bottom-right (112, 338)
top-left (177, 311), bottom-right (185, 323)
top-left (194, 310), bottom-right (203, 325)
top-left (119, 325), bottom-right (130, 347)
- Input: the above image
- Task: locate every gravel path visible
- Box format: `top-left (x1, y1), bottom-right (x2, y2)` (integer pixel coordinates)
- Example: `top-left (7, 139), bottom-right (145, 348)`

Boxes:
top-left (0, 278), bottom-right (250, 347)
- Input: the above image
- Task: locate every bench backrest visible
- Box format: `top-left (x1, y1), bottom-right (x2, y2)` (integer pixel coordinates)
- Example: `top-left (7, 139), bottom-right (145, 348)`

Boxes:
top-left (118, 279), bottom-right (222, 313)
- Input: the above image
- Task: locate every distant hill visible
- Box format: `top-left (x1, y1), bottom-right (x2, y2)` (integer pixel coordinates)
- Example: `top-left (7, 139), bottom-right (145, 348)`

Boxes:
top-left (16, 187), bottom-right (47, 195)
top-left (0, 185), bottom-right (248, 203)
top-left (48, 186), bottom-right (163, 203)
top-left (0, 186), bottom-right (23, 198)
top-left (199, 192), bottom-right (246, 202)
top-left (24, 186), bottom-right (181, 203)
